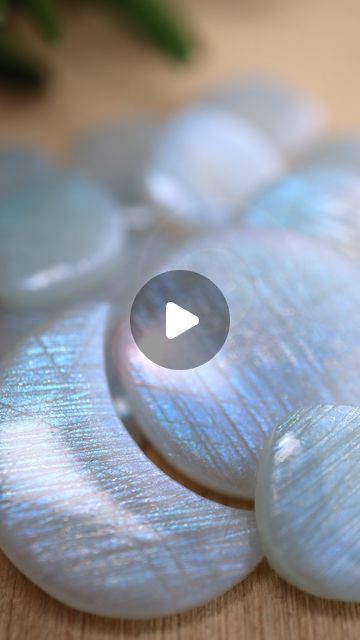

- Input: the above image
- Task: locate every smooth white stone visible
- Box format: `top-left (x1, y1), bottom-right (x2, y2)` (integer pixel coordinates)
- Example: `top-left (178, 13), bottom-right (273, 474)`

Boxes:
top-left (0, 146), bottom-right (50, 194)
top-left (243, 167), bottom-right (360, 260)
top-left (145, 107), bottom-right (283, 227)
top-left (255, 405), bottom-right (360, 602)
top-left (119, 229), bottom-right (360, 499)
top-left (70, 119), bottom-right (161, 208)
top-left (0, 174), bottom-right (125, 309)
top-left (0, 214), bottom-right (190, 364)
top-left (0, 305), bottom-right (261, 618)
top-left (206, 76), bottom-right (326, 155)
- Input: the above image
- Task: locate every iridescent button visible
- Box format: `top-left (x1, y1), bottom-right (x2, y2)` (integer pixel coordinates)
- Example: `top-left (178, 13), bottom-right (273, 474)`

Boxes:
top-left (243, 167), bottom-right (360, 260)
top-left (118, 229), bottom-right (360, 499)
top-left (256, 405), bottom-right (360, 602)
top-left (205, 75), bottom-right (326, 155)
top-left (145, 107), bottom-right (283, 226)
top-left (0, 174), bottom-right (124, 309)
top-left (0, 304), bottom-right (262, 619)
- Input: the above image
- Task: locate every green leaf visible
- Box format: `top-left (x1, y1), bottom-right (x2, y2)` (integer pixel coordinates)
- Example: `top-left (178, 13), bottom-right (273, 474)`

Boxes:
top-left (0, 0), bottom-right (7, 22)
top-left (0, 36), bottom-right (47, 88)
top-left (23, 0), bottom-right (61, 41)
top-left (0, 0), bottom-right (194, 89)
top-left (108, 0), bottom-right (193, 61)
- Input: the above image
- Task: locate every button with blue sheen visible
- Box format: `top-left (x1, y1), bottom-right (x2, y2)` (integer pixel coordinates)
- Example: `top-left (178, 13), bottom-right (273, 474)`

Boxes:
top-left (0, 305), bottom-right (262, 618)
top-left (145, 107), bottom-right (283, 227)
top-left (205, 75), bottom-right (326, 155)
top-left (118, 229), bottom-right (360, 499)
top-left (256, 405), bottom-right (360, 602)
top-left (0, 174), bottom-right (125, 309)
top-left (243, 167), bottom-right (360, 260)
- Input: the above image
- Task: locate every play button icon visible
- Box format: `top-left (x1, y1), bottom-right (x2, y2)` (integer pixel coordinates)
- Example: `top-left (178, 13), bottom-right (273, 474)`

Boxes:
top-left (166, 302), bottom-right (199, 340)
top-left (130, 270), bottom-right (230, 370)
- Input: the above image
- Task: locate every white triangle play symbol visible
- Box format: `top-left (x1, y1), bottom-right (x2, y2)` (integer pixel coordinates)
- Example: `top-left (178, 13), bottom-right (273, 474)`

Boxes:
top-left (166, 302), bottom-right (199, 340)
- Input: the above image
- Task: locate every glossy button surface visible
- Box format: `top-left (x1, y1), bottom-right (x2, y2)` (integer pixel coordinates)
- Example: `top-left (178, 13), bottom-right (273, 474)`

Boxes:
top-left (0, 305), bottom-right (262, 618)
top-left (0, 174), bottom-right (124, 309)
top-left (119, 229), bottom-right (360, 499)
top-left (256, 405), bottom-right (360, 601)
top-left (244, 167), bottom-right (360, 260)
top-left (145, 107), bottom-right (283, 227)
top-left (206, 76), bottom-right (326, 155)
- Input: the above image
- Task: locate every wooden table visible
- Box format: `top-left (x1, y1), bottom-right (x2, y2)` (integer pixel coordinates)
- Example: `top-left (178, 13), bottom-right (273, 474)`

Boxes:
top-left (1, 1), bottom-right (360, 638)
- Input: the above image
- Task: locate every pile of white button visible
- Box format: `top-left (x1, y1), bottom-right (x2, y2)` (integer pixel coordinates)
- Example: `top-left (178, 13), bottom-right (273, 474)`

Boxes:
top-left (0, 76), bottom-right (359, 618)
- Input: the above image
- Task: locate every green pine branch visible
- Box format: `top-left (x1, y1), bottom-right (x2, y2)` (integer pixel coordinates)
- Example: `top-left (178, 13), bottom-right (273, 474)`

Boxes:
top-left (24, 0), bottom-right (62, 41)
top-left (109, 0), bottom-right (193, 62)
top-left (0, 0), bottom-right (8, 22)
top-left (0, 0), bottom-right (194, 89)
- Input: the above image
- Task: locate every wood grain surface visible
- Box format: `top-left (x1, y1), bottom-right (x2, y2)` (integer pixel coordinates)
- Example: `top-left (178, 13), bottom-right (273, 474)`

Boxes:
top-left (1, 1), bottom-right (360, 638)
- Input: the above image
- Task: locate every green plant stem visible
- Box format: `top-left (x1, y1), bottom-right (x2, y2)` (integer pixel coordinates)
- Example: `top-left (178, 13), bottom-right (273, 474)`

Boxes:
top-left (23, 0), bottom-right (61, 40)
top-left (108, 0), bottom-right (193, 61)
top-left (0, 0), bottom-right (193, 89)
top-left (0, 0), bottom-right (8, 23)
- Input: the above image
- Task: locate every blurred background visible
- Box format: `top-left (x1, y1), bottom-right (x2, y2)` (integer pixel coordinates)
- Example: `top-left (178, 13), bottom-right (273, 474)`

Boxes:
top-left (1, 0), bottom-right (360, 154)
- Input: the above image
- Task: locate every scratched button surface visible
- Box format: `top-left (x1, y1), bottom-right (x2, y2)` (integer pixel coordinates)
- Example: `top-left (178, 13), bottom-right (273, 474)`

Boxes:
top-left (256, 405), bottom-right (360, 602)
top-left (0, 305), bottom-right (262, 618)
top-left (118, 228), bottom-right (360, 499)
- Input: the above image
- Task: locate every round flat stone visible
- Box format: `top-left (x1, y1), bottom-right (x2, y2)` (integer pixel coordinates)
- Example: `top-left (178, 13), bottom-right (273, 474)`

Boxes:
top-left (118, 229), bottom-right (360, 499)
top-left (243, 167), bottom-right (360, 260)
top-left (145, 107), bottom-right (283, 227)
top-left (0, 174), bottom-right (124, 309)
top-left (206, 76), bottom-right (326, 155)
top-left (0, 146), bottom-right (50, 195)
top-left (255, 405), bottom-right (360, 602)
top-left (0, 305), bottom-right (261, 618)
top-left (70, 119), bottom-right (161, 206)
